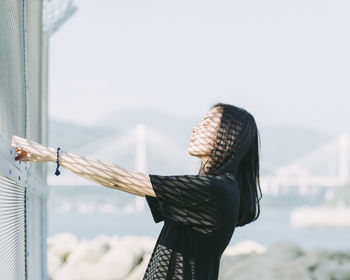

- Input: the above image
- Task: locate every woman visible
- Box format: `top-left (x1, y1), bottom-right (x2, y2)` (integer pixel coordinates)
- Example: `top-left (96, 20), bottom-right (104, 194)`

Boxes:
top-left (12, 102), bottom-right (262, 280)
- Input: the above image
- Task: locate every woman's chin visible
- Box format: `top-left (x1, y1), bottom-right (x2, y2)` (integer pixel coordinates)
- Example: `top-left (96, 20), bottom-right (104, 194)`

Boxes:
top-left (187, 149), bottom-right (198, 157)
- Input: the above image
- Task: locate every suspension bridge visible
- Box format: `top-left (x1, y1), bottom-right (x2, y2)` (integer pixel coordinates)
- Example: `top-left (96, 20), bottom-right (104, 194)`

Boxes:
top-left (47, 125), bottom-right (350, 201)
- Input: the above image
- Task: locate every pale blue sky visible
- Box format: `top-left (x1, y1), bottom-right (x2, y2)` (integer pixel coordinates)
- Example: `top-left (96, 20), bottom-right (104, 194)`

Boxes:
top-left (48, 0), bottom-right (349, 134)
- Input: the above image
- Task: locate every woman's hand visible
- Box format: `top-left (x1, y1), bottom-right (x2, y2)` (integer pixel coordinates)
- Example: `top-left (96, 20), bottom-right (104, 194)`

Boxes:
top-left (11, 135), bottom-right (55, 163)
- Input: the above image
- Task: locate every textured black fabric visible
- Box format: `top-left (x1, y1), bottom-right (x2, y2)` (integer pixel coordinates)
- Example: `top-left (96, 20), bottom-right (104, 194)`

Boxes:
top-left (143, 173), bottom-right (240, 280)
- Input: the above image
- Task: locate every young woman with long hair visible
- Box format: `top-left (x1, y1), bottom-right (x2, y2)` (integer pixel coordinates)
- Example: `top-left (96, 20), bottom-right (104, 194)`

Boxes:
top-left (12, 102), bottom-right (262, 280)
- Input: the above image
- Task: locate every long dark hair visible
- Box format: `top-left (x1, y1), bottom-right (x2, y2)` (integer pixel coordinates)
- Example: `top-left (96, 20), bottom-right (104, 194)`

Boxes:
top-left (197, 102), bottom-right (262, 227)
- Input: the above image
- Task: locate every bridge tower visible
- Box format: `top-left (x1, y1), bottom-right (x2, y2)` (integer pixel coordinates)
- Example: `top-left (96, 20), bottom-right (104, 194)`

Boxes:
top-left (134, 123), bottom-right (147, 211)
top-left (338, 133), bottom-right (349, 183)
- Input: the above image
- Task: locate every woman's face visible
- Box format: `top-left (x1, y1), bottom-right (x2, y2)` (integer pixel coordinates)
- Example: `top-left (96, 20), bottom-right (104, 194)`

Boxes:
top-left (187, 106), bottom-right (222, 158)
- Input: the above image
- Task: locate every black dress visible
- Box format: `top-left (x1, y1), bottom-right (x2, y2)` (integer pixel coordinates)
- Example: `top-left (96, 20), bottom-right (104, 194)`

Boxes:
top-left (143, 173), bottom-right (240, 280)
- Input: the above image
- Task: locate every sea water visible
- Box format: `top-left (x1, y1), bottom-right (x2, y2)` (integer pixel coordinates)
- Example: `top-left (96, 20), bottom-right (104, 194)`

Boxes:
top-left (47, 185), bottom-right (350, 253)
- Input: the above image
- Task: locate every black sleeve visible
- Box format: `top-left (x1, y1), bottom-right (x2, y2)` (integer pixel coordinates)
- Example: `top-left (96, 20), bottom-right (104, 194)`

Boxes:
top-left (145, 174), bottom-right (236, 234)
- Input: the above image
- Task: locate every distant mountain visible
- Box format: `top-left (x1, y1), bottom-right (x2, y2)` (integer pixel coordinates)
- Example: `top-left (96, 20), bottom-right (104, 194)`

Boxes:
top-left (48, 119), bottom-right (116, 151)
top-left (98, 106), bottom-right (196, 147)
top-left (48, 107), bottom-right (337, 175)
top-left (259, 124), bottom-right (335, 168)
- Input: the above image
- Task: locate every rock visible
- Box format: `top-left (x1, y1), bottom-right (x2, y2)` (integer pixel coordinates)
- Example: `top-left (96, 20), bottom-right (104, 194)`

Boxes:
top-left (94, 243), bottom-right (139, 279)
top-left (308, 250), bottom-right (350, 280)
top-left (265, 241), bottom-right (304, 261)
top-left (65, 234), bottom-right (111, 266)
top-left (53, 235), bottom-right (115, 280)
top-left (120, 235), bottom-right (156, 256)
top-left (47, 232), bottom-right (79, 263)
top-left (223, 240), bottom-right (266, 256)
top-left (124, 252), bottom-right (153, 280)
top-left (219, 241), bottom-right (307, 280)
top-left (47, 235), bottom-right (350, 280)
top-left (49, 234), bottom-right (157, 280)
top-left (294, 248), bottom-right (331, 271)
top-left (333, 262), bottom-right (350, 280)
top-left (219, 250), bottom-right (311, 280)
top-left (47, 250), bottom-right (63, 277)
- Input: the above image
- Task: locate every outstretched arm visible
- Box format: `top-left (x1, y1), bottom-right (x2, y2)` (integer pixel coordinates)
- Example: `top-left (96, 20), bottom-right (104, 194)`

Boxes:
top-left (11, 135), bottom-right (156, 198)
top-left (53, 150), bottom-right (155, 197)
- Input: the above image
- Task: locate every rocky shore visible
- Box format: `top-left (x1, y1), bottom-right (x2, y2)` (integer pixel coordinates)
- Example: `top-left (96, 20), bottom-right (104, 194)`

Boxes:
top-left (47, 233), bottom-right (350, 280)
